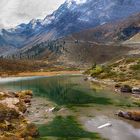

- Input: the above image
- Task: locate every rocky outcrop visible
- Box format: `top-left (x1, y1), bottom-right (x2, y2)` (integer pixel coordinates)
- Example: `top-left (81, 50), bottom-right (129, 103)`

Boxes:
top-left (116, 110), bottom-right (140, 121)
top-left (0, 90), bottom-right (39, 139)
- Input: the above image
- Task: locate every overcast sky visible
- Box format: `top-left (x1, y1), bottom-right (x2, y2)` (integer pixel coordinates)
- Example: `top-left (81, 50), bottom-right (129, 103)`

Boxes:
top-left (0, 0), bottom-right (65, 28)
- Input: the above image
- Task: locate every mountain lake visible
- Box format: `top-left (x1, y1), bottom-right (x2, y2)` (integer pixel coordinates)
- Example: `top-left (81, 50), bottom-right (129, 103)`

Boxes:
top-left (0, 75), bottom-right (140, 140)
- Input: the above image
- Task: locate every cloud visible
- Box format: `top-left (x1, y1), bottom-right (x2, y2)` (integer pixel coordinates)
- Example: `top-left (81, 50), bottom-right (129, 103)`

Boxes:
top-left (0, 0), bottom-right (65, 28)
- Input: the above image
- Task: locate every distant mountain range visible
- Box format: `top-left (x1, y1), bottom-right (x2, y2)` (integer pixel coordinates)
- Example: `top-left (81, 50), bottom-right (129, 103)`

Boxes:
top-left (0, 0), bottom-right (140, 50)
top-left (12, 12), bottom-right (138, 66)
top-left (0, 0), bottom-right (140, 67)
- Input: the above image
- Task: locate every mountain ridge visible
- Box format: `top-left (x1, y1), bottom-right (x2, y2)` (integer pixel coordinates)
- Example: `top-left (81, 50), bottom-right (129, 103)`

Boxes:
top-left (0, 0), bottom-right (140, 54)
top-left (65, 12), bottom-right (140, 44)
top-left (7, 12), bottom-right (139, 67)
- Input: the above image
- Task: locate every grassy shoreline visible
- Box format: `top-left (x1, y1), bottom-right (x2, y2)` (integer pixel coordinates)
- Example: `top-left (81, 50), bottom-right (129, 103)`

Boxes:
top-left (85, 57), bottom-right (140, 87)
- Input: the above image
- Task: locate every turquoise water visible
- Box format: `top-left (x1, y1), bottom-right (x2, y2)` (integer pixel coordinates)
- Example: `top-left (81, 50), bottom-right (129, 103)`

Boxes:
top-left (0, 75), bottom-right (134, 107)
top-left (0, 75), bottom-right (140, 140)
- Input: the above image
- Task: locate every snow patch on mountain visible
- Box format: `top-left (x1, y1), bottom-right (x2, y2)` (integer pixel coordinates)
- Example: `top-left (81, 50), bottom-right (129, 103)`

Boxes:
top-left (67, 0), bottom-right (87, 5)
top-left (42, 15), bottom-right (55, 26)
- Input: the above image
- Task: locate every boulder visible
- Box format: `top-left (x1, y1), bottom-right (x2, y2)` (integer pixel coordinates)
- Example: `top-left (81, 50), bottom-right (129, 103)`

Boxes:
top-left (24, 98), bottom-right (31, 104)
top-left (0, 104), bottom-right (20, 122)
top-left (0, 92), bottom-right (10, 99)
top-left (26, 123), bottom-right (39, 137)
top-left (115, 84), bottom-right (121, 88)
top-left (19, 123), bottom-right (39, 138)
top-left (120, 85), bottom-right (132, 93)
top-left (132, 87), bottom-right (140, 94)
top-left (16, 90), bottom-right (33, 105)
top-left (7, 91), bottom-right (17, 98)
top-left (0, 90), bottom-right (39, 139)
top-left (16, 90), bottom-right (33, 99)
top-left (84, 77), bottom-right (88, 81)
top-left (117, 110), bottom-right (140, 121)
top-left (16, 101), bottom-right (27, 113)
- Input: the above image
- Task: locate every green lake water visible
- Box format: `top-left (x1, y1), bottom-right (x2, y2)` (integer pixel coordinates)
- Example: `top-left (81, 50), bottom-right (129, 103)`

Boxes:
top-left (0, 75), bottom-right (140, 140)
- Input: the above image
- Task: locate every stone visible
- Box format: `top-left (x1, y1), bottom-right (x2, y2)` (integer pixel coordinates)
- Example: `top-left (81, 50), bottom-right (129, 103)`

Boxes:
top-left (0, 104), bottom-right (20, 122)
top-left (24, 98), bottom-right (31, 104)
top-left (117, 110), bottom-right (140, 121)
top-left (0, 92), bottom-right (5, 96)
top-left (15, 90), bottom-right (33, 106)
top-left (120, 85), bottom-right (132, 93)
top-left (0, 92), bottom-right (9, 99)
top-left (115, 84), bottom-right (121, 88)
top-left (132, 87), bottom-right (140, 94)
top-left (26, 123), bottom-right (39, 137)
top-left (0, 90), bottom-right (39, 139)
top-left (84, 77), bottom-right (88, 81)
top-left (16, 90), bottom-right (33, 99)
top-left (7, 91), bottom-right (16, 98)
top-left (16, 101), bottom-right (27, 113)
top-left (0, 98), bottom-right (20, 109)
top-left (19, 123), bottom-right (39, 138)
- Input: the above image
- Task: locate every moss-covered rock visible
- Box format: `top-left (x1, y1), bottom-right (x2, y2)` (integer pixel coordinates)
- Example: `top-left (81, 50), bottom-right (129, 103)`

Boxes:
top-left (0, 104), bottom-right (20, 122)
top-left (0, 90), bottom-right (39, 139)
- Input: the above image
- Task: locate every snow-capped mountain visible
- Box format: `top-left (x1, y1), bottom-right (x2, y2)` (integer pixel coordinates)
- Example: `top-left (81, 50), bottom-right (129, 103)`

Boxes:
top-left (0, 0), bottom-right (140, 50)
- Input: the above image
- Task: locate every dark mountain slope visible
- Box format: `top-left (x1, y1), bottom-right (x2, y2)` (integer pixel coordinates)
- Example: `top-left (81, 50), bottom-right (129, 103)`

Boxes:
top-left (65, 13), bottom-right (140, 44)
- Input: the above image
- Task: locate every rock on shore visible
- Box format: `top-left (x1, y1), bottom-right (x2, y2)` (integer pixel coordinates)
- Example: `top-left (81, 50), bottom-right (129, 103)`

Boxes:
top-left (117, 110), bottom-right (140, 121)
top-left (0, 90), bottom-right (39, 139)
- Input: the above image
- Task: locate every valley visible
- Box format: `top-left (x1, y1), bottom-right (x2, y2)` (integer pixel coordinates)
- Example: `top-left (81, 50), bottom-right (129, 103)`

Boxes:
top-left (0, 0), bottom-right (140, 140)
top-left (1, 11), bottom-right (140, 70)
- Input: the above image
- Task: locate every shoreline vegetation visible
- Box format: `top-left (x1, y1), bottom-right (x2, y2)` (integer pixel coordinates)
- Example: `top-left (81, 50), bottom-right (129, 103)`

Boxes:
top-left (17, 71), bottom-right (82, 77)
top-left (1, 57), bottom-right (140, 87)
top-left (0, 71), bottom-right (82, 78)
top-left (83, 57), bottom-right (140, 122)
top-left (84, 57), bottom-right (140, 87)
top-left (0, 58), bottom-right (81, 77)
top-left (0, 56), bottom-right (140, 88)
